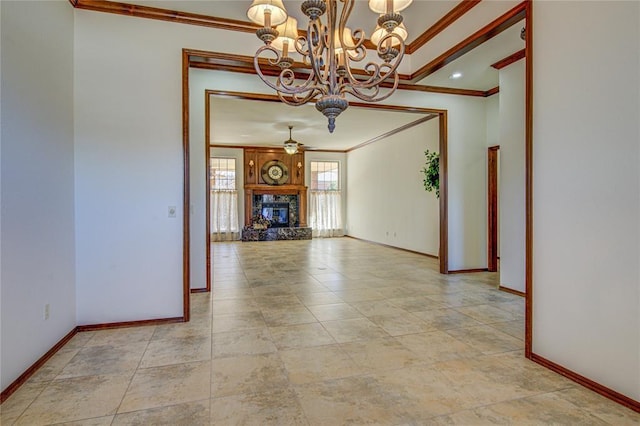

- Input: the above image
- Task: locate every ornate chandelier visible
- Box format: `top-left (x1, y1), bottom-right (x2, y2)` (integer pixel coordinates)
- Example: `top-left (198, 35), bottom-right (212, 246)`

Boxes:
top-left (247, 0), bottom-right (412, 133)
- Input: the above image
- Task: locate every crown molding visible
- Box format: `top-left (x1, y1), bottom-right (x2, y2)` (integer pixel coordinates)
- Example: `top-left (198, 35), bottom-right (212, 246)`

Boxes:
top-left (406, 0), bottom-right (482, 54)
top-left (491, 48), bottom-right (526, 70)
top-left (408, 1), bottom-right (526, 83)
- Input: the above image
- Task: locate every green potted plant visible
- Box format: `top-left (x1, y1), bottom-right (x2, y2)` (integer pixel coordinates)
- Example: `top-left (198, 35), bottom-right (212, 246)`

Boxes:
top-left (421, 150), bottom-right (439, 197)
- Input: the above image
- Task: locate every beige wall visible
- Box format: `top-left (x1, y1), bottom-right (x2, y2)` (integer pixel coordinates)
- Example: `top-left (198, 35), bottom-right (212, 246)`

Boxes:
top-left (532, 0), bottom-right (640, 400)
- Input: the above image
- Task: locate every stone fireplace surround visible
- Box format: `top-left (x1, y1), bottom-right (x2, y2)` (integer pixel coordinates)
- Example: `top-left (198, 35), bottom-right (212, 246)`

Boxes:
top-left (242, 185), bottom-right (311, 241)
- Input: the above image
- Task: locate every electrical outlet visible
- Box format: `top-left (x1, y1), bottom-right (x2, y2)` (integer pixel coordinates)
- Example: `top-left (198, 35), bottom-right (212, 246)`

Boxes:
top-left (168, 206), bottom-right (177, 218)
top-left (44, 304), bottom-right (50, 320)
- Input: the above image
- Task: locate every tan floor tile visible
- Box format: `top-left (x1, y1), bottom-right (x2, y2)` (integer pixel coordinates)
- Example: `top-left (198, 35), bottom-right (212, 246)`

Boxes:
top-left (552, 386), bottom-right (640, 425)
top-left (211, 311), bottom-right (265, 333)
top-left (212, 328), bottom-right (277, 358)
top-left (294, 376), bottom-right (408, 425)
top-left (261, 306), bottom-right (317, 327)
top-left (139, 335), bottom-right (211, 368)
top-left (254, 295), bottom-right (305, 309)
top-left (251, 283), bottom-right (296, 298)
top-left (268, 322), bottom-right (336, 350)
top-left (211, 353), bottom-right (289, 397)
top-left (151, 319), bottom-right (211, 340)
top-left (57, 342), bottom-right (147, 379)
top-left (340, 337), bottom-right (422, 372)
top-left (280, 345), bottom-right (362, 384)
top-left (212, 297), bottom-right (260, 314)
top-left (387, 296), bottom-right (445, 312)
top-left (210, 387), bottom-right (307, 425)
top-left (57, 416), bottom-right (115, 425)
top-left (0, 381), bottom-right (48, 425)
top-left (118, 361), bottom-right (210, 414)
top-left (15, 374), bottom-right (131, 425)
top-left (295, 291), bottom-right (343, 306)
top-left (350, 300), bottom-right (409, 317)
top-left (28, 347), bottom-right (80, 382)
top-left (412, 308), bottom-right (483, 330)
top-left (426, 292), bottom-right (488, 307)
top-left (84, 327), bottom-right (155, 348)
top-left (395, 330), bottom-right (482, 364)
top-left (455, 304), bottom-right (519, 324)
top-left (333, 288), bottom-right (385, 302)
top-left (368, 313), bottom-right (433, 336)
top-left (445, 325), bottom-right (523, 354)
top-left (321, 318), bottom-right (389, 343)
top-left (112, 399), bottom-right (210, 425)
top-left (487, 319), bottom-right (525, 340)
top-left (307, 302), bottom-right (364, 321)
top-left (433, 391), bottom-right (608, 425)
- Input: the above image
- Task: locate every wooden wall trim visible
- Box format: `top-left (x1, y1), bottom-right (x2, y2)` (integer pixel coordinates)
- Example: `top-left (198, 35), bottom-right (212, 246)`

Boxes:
top-left (448, 268), bottom-right (490, 274)
top-left (189, 54), bottom-right (489, 98)
top-left (524, 0), bottom-right (533, 360)
top-left (182, 49), bottom-right (191, 321)
top-left (498, 285), bottom-right (525, 297)
top-left (76, 317), bottom-right (185, 331)
top-left (407, 0), bottom-right (482, 54)
top-left (0, 328), bottom-right (77, 403)
top-left (201, 89), bottom-right (212, 294)
top-left (408, 1), bottom-right (527, 83)
top-left (439, 112), bottom-right (449, 274)
top-left (530, 353), bottom-right (640, 413)
top-left (491, 48), bottom-right (526, 70)
top-left (345, 236), bottom-right (438, 260)
top-left (485, 86), bottom-right (500, 97)
top-left (73, 0), bottom-right (260, 33)
top-left (487, 146), bottom-right (499, 272)
top-left (346, 115), bottom-right (438, 153)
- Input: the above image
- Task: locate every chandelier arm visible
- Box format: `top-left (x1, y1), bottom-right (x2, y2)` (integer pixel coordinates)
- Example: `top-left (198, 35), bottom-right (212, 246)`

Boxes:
top-left (326, 0), bottom-right (338, 96)
top-left (306, 19), bottom-right (330, 88)
top-left (344, 72), bottom-right (400, 102)
top-left (254, 47), bottom-right (319, 97)
top-left (276, 87), bottom-right (320, 106)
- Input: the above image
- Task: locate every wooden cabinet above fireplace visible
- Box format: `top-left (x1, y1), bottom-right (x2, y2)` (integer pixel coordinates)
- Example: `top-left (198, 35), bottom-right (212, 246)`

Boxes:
top-left (243, 147), bottom-right (307, 228)
top-left (244, 148), bottom-right (305, 187)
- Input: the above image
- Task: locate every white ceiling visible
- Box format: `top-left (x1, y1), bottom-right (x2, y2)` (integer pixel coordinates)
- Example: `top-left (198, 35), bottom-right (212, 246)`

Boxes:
top-left (209, 96), bottom-right (433, 150)
top-left (119, 0), bottom-right (524, 149)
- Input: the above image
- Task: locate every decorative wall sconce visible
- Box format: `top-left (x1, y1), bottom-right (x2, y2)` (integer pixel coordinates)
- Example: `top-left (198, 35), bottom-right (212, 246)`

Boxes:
top-left (297, 161), bottom-right (302, 178)
top-left (249, 160), bottom-right (255, 177)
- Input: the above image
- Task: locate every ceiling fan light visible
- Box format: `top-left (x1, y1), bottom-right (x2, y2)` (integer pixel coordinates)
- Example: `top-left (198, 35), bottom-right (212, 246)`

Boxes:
top-left (283, 125), bottom-right (299, 155)
top-left (284, 142), bottom-right (299, 154)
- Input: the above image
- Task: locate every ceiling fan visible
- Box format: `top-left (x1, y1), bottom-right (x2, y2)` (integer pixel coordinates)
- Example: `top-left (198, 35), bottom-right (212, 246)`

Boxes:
top-left (283, 125), bottom-right (317, 154)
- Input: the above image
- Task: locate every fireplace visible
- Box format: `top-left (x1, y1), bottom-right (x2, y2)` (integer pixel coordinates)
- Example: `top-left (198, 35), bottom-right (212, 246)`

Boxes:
top-left (261, 202), bottom-right (289, 228)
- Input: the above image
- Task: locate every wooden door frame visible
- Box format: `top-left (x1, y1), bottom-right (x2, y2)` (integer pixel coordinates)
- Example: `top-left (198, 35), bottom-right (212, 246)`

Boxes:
top-left (487, 145), bottom-right (499, 272)
top-left (202, 90), bottom-right (449, 284)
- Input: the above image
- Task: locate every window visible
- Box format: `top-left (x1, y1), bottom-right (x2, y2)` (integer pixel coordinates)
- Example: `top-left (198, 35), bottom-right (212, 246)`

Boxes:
top-left (210, 158), bottom-right (236, 190)
top-left (210, 157), bottom-right (239, 240)
top-left (309, 161), bottom-right (343, 237)
top-left (310, 161), bottom-right (340, 190)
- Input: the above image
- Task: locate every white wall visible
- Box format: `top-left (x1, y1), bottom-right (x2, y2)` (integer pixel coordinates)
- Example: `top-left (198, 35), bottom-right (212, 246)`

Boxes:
top-left (347, 119), bottom-right (440, 256)
top-left (533, 1), bottom-right (640, 400)
top-left (499, 60), bottom-right (525, 293)
top-left (1, 0), bottom-right (76, 390)
top-left (486, 94), bottom-right (499, 147)
top-left (386, 91), bottom-right (489, 270)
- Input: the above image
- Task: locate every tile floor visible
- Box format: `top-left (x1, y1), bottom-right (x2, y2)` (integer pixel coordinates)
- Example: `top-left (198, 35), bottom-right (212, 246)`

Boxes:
top-left (2, 238), bottom-right (639, 425)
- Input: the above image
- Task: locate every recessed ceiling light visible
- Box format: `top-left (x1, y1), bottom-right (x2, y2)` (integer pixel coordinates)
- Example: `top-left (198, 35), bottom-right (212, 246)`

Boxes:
top-left (450, 72), bottom-right (463, 79)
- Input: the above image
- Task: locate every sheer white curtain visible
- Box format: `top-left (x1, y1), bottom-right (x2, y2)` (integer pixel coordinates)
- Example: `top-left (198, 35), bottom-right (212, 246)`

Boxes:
top-left (309, 190), bottom-right (344, 238)
top-left (210, 190), bottom-right (239, 241)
